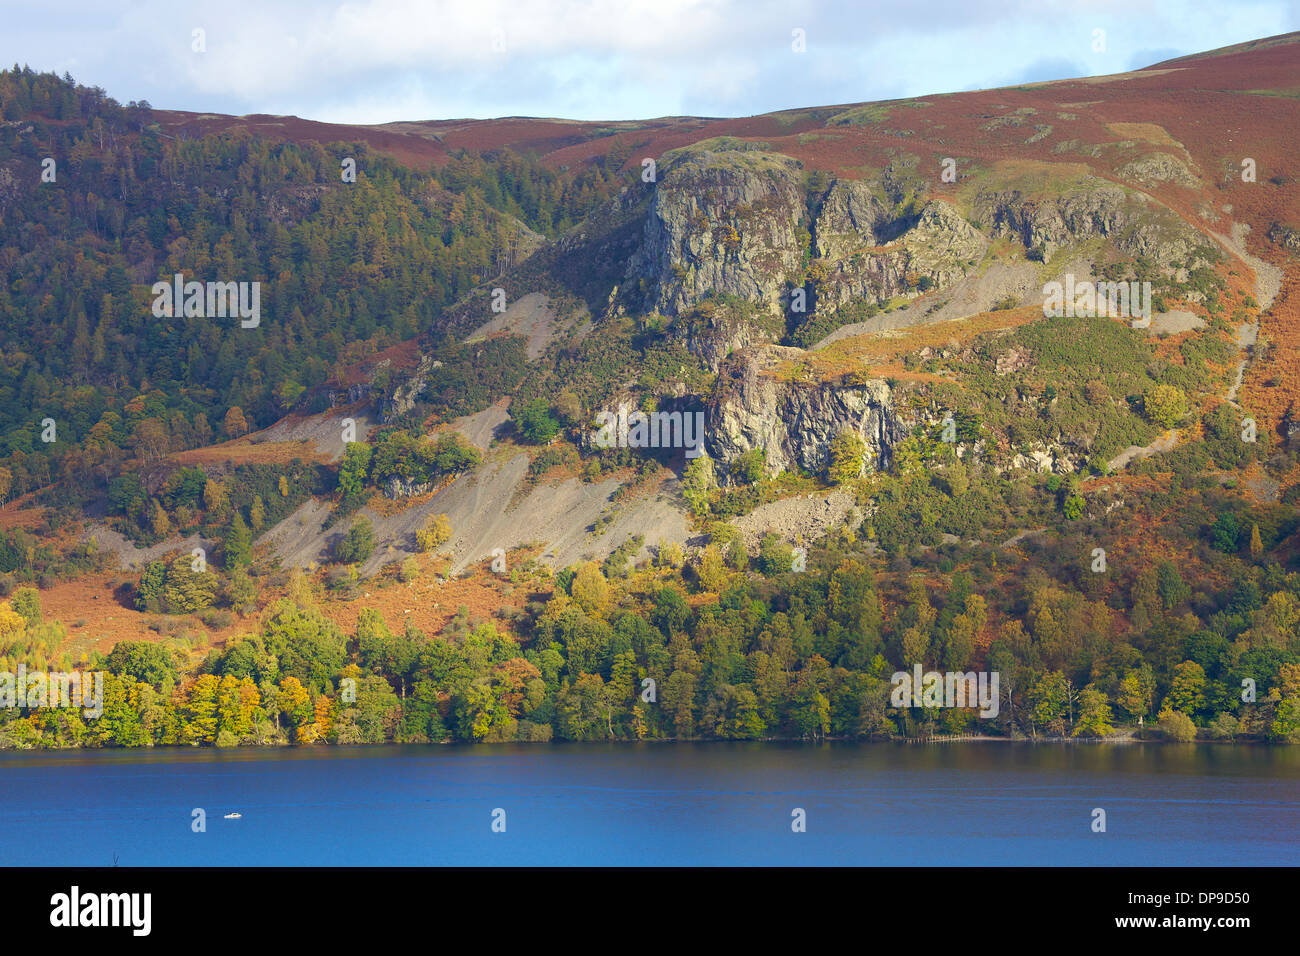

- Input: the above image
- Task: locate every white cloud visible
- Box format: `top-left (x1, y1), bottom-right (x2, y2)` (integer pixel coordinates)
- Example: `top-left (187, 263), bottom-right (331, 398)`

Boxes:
top-left (0, 0), bottom-right (1294, 121)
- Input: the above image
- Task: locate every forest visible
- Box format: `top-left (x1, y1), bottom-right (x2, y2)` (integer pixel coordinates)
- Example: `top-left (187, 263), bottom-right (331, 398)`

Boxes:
top-left (0, 67), bottom-right (1298, 751)
top-left (3, 477), bottom-right (1299, 748)
top-left (0, 68), bottom-right (624, 503)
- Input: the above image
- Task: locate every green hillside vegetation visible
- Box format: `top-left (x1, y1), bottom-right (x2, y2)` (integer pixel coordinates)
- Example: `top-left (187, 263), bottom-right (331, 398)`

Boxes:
top-left (0, 68), bottom-right (622, 505)
top-left (1, 64), bottom-right (1299, 754)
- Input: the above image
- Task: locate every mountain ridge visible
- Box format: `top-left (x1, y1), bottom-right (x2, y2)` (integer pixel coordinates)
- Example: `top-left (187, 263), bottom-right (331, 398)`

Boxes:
top-left (0, 32), bottom-right (1299, 750)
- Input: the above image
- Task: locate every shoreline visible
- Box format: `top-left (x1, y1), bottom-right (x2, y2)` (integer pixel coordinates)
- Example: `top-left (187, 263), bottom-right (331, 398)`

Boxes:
top-left (0, 732), bottom-right (1275, 756)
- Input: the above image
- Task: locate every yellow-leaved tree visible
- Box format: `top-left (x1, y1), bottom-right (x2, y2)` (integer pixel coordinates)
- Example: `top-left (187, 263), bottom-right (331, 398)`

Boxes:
top-left (570, 561), bottom-right (611, 615)
top-left (0, 600), bottom-right (27, 641)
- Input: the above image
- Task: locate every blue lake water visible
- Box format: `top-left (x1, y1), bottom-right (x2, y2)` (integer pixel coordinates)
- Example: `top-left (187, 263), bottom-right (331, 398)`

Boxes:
top-left (1, 741), bottom-right (1297, 865)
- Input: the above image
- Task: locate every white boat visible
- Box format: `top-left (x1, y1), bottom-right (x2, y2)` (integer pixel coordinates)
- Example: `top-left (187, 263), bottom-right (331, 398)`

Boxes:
top-left (223, 812), bottom-right (242, 819)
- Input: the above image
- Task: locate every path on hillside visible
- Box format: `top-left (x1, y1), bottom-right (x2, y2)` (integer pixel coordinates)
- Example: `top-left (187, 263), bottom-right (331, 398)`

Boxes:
top-left (1217, 223), bottom-right (1282, 404)
top-left (1106, 222), bottom-right (1281, 471)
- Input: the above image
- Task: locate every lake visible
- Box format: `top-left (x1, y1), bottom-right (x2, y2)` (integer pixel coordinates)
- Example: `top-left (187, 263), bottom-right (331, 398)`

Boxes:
top-left (1, 741), bottom-right (1297, 865)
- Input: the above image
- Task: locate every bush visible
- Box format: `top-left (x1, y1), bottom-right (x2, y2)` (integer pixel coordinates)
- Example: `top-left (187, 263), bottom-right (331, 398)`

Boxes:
top-left (730, 449), bottom-right (766, 486)
top-left (756, 534), bottom-right (795, 576)
top-left (415, 514), bottom-right (453, 552)
top-left (529, 444), bottom-right (577, 477)
top-left (198, 608), bottom-right (234, 629)
top-left (10, 587), bottom-right (41, 627)
top-left (399, 556), bottom-right (420, 582)
top-left (334, 517), bottom-right (376, 565)
top-left (1210, 510), bottom-right (1240, 553)
top-left (326, 565), bottom-right (360, 594)
top-left (1206, 713), bottom-right (1239, 740)
top-left (1155, 707), bottom-right (1197, 742)
top-left (337, 442), bottom-right (373, 507)
top-left (1143, 384), bottom-right (1188, 429)
top-left (602, 535), bottom-right (644, 579)
top-left (369, 430), bottom-right (482, 489)
top-left (136, 556), bottom-right (215, 614)
top-left (656, 541), bottom-right (683, 569)
top-left (102, 640), bottom-right (179, 687)
top-left (220, 568), bottom-right (259, 613)
top-left (512, 399), bottom-right (562, 444)
top-left (827, 430), bottom-right (867, 484)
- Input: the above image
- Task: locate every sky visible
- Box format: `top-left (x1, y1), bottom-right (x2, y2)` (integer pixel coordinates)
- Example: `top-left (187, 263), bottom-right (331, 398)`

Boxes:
top-left (1, 0), bottom-right (1297, 124)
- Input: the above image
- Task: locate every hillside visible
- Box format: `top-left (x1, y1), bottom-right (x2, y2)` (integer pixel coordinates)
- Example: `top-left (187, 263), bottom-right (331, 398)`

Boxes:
top-left (1, 33), bottom-right (1300, 749)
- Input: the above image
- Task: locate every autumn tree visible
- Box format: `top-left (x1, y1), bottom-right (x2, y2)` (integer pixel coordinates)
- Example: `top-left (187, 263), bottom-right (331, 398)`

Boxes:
top-left (415, 513), bottom-right (452, 552)
top-left (570, 561), bottom-right (611, 615)
top-left (1143, 384), bottom-right (1188, 428)
top-left (827, 429), bottom-right (867, 484)
top-left (1074, 686), bottom-right (1114, 736)
top-left (223, 406), bottom-right (249, 439)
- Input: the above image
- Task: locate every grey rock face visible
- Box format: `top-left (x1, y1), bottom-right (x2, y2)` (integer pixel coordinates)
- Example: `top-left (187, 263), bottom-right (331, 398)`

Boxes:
top-left (631, 150), bottom-right (808, 317)
top-left (379, 352), bottom-right (438, 424)
top-left (632, 157), bottom-right (991, 325)
top-left (704, 344), bottom-right (900, 481)
top-left (675, 308), bottom-right (780, 372)
top-left (1269, 221), bottom-right (1300, 255)
top-left (813, 189), bottom-right (988, 310)
top-left (813, 179), bottom-right (891, 259)
top-left (1118, 153), bottom-right (1199, 188)
top-left (976, 181), bottom-right (1204, 267)
top-left (383, 475), bottom-right (436, 499)
top-left (330, 382), bottom-right (372, 408)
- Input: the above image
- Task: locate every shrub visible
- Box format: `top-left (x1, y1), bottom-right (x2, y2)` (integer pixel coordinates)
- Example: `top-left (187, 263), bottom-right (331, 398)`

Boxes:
top-left (512, 399), bottom-right (562, 444)
top-left (602, 535), bottom-right (644, 579)
top-left (730, 449), bottom-right (766, 486)
top-left (415, 514), bottom-right (453, 552)
top-left (1155, 707), bottom-right (1197, 742)
top-left (756, 533), bottom-right (795, 576)
top-left (1210, 510), bottom-right (1240, 553)
top-left (220, 568), bottom-right (259, 613)
top-left (102, 640), bottom-right (179, 687)
top-left (334, 517), bottom-right (376, 565)
top-left (1143, 384), bottom-right (1188, 428)
top-left (136, 557), bottom-right (215, 614)
top-left (529, 445), bottom-right (577, 477)
top-left (326, 565), bottom-right (360, 594)
top-left (1206, 713), bottom-right (1239, 740)
top-left (656, 541), bottom-right (683, 569)
top-left (827, 430), bottom-right (867, 484)
top-left (337, 442), bottom-right (373, 506)
top-left (10, 587), bottom-right (41, 628)
top-left (198, 608), bottom-right (234, 629)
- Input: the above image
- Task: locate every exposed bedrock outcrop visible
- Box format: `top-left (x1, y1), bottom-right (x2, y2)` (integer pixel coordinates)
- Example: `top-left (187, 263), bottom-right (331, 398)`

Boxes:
top-left (631, 149), bottom-right (809, 318)
top-left (974, 180), bottom-right (1206, 267)
top-left (632, 153), bottom-right (990, 324)
top-left (704, 344), bottom-right (901, 481)
top-left (812, 182), bottom-right (988, 310)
